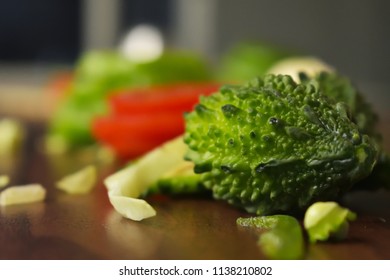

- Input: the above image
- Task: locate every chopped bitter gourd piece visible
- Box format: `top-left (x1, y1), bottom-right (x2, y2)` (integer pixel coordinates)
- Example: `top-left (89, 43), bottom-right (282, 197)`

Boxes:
top-left (237, 215), bottom-right (304, 260)
top-left (304, 201), bottom-right (357, 243)
top-left (148, 160), bottom-right (205, 195)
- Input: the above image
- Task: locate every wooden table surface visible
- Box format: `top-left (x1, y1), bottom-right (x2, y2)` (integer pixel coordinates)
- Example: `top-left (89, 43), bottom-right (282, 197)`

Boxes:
top-left (0, 81), bottom-right (389, 260)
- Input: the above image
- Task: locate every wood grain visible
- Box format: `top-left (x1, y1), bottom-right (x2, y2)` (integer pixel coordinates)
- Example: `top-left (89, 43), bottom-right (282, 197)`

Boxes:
top-left (0, 83), bottom-right (389, 260)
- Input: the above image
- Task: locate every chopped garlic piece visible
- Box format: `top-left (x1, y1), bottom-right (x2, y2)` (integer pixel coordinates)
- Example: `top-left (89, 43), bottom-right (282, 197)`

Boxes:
top-left (0, 184), bottom-right (46, 206)
top-left (105, 165), bottom-right (157, 221)
top-left (109, 195), bottom-right (156, 221)
top-left (56, 165), bottom-right (97, 194)
top-left (0, 175), bottom-right (10, 189)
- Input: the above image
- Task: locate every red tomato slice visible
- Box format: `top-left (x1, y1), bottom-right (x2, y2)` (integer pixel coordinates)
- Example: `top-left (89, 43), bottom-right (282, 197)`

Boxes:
top-left (99, 136), bottom-right (170, 160)
top-left (92, 113), bottom-right (185, 159)
top-left (92, 82), bottom-right (220, 160)
top-left (93, 113), bottom-right (185, 139)
top-left (109, 83), bottom-right (219, 116)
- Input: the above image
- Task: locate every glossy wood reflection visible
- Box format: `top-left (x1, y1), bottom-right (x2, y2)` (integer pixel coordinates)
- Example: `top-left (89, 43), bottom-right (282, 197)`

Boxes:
top-left (0, 110), bottom-right (389, 260)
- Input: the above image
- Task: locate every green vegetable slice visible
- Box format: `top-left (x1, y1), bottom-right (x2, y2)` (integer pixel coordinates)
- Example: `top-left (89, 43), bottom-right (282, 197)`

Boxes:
top-left (303, 201), bottom-right (357, 243)
top-left (104, 136), bottom-right (196, 221)
top-left (237, 215), bottom-right (304, 260)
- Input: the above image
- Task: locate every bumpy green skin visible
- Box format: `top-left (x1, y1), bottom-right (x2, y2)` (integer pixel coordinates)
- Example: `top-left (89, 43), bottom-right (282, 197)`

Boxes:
top-left (355, 153), bottom-right (390, 190)
top-left (148, 175), bottom-right (207, 196)
top-left (184, 74), bottom-right (378, 215)
top-left (303, 72), bottom-right (380, 142)
top-left (305, 72), bottom-right (390, 190)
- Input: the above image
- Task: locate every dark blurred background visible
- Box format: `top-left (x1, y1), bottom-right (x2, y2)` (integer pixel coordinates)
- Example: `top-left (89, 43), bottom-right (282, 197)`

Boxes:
top-left (0, 0), bottom-right (389, 84)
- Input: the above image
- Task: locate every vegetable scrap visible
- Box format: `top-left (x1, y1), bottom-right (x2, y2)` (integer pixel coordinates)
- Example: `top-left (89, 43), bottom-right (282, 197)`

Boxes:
top-left (237, 215), bottom-right (304, 260)
top-left (237, 202), bottom-right (357, 259)
top-left (0, 118), bottom-right (24, 155)
top-left (56, 165), bottom-right (97, 194)
top-left (104, 136), bottom-right (190, 221)
top-left (0, 175), bottom-right (10, 189)
top-left (0, 184), bottom-right (46, 206)
top-left (304, 201), bottom-right (357, 243)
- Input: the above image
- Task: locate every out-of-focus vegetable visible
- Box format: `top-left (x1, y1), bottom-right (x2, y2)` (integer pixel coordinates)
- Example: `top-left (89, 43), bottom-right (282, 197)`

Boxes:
top-left (267, 56), bottom-right (334, 82)
top-left (119, 24), bottom-right (164, 63)
top-left (92, 83), bottom-right (219, 160)
top-left (286, 69), bottom-right (385, 188)
top-left (0, 184), bottom-right (46, 206)
top-left (268, 58), bottom-right (379, 145)
top-left (0, 118), bottom-right (24, 155)
top-left (104, 136), bottom-right (199, 221)
top-left (268, 57), bottom-right (380, 142)
top-left (355, 152), bottom-right (390, 190)
top-left (108, 83), bottom-right (220, 115)
top-left (217, 42), bottom-right (294, 83)
top-left (184, 74), bottom-right (378, 216)
top-left (237, 215), bottom-right (304, 260)
top-left (48, 50), bottom-right (213, 150)
top-left (93, 113), bottom-right (183, 160)
top-left (304, 201), bottom-right (357, 243)
top-left (0, 175), bottom-right (10, 189)
top-left (305, 72), bottom-right (380, 144)
top-left (45, 71), bottom-right (74, 116)
top-left (304, 72), bottom-right (389, 191)
top-left (56, 165), bottom-right (97, 194)
top-left (46, 71), bottom-right (73, 100)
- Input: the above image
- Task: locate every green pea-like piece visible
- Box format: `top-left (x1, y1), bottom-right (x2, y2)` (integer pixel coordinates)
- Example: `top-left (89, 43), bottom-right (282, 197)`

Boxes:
top-left (303, 201), bottom-right (357, 243)
top-left (237, 215), bottom-right (304, 260)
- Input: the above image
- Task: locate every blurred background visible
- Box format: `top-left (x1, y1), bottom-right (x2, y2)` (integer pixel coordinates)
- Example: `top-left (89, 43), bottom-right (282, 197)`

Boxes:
top-left (1, 0), bottom-right (390, 80)
top-left (0, 0), bottom-right (389, 118)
